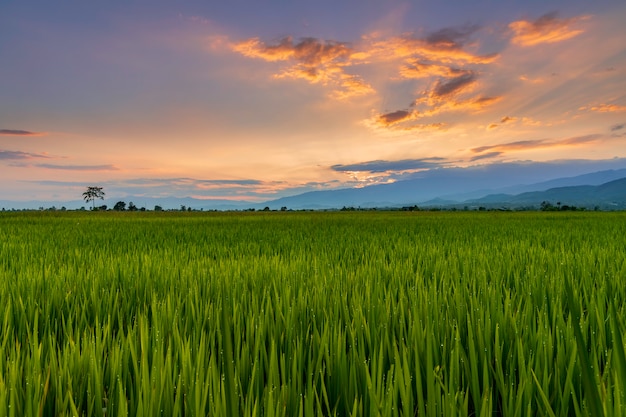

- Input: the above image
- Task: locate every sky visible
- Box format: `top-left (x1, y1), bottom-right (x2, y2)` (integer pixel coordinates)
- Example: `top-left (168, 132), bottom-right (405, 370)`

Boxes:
top-left (1, 0), bottom-right (626, 204)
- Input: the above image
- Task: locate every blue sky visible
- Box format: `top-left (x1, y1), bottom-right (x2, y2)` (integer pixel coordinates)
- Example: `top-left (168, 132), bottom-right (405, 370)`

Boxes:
top-left (1, 0), bottom-right (625, 202)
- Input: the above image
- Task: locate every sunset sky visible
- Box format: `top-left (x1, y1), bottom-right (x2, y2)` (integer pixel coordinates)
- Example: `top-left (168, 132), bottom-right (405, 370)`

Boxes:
top-left (1, 1), bottom-right (625, 203)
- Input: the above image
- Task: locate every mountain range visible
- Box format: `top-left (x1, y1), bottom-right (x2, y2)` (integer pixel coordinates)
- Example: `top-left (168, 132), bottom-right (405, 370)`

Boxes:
top-left (261, 168), bottom-right (626, 210)
top-left (2, 167), bottom-right (626, 211)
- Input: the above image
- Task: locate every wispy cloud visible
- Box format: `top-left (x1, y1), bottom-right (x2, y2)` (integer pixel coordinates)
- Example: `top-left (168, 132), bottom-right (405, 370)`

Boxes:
top-left (36, 164), bottom-right (119, 171)
top-left (509, 12), bottom-right (586, 46)
top-left (580, 104), bottom-right (626, 113)
top-left (611, 123), bottom-right (625, 131)
top-left (331, 158), bottom-right (447, 173)
top-left (0, 150), bottom-right (50, 160)
top-left (399, 62), bottom-right (463, 79)
top-left (0, 129), bottom-right (45, 136)
top-left (470, 151), bottom-right (503, 162)
top-left (368, 27), bottom-right (497, 64)
top-left (398, 122), bottom-right (447, 132)
top-left (487, 116), bottom-right (518, 130)
top-left (472, 134), bottom-right (602, 154)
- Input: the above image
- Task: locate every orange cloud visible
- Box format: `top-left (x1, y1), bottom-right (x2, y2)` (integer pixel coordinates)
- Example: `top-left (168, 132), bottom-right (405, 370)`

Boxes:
top-left (487, 116), bottom-right (517, 130)
top-left (232, 36), bottom-right (372, 100)
top-left (367, 35), bottom-right (497, 65)
top-left (399, 62), bottom-right (466, 79)
top-left (509, 12), bottom-right (586, 47)
top-left (360, 25), bottom-right (498, 65)
top-left (519, 74), bottom-right (545, 84)
top-left (376, 110), bottom-right (418, 127)
top-left (398, 122), bottom-right (447, 132)
top-left (580, 104), bottom-right (626, 113)
top-left (331, 74), bottom-right (375, 99)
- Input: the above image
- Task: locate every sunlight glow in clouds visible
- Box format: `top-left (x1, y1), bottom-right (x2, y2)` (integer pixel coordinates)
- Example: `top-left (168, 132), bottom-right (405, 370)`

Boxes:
top-left (509, 12), bottom-right (587, 46)
top-left (1, 1), bottom-right (625, 202)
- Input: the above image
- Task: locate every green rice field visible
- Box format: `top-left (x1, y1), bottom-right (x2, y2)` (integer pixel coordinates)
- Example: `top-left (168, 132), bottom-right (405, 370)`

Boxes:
top-left (1, 210), bottom-right (625, 416)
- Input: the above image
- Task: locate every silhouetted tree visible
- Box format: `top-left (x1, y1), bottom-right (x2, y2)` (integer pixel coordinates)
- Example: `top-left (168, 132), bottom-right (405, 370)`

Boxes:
top-left (128, 202), bottom-right (138, 212)
top-left (114, 201), bottom-right (126, 211)
top-left (83, 186), bottom-right (105, 210)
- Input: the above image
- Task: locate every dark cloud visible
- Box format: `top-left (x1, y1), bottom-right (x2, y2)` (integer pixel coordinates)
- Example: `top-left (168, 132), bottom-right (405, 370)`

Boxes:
top-left (377, 110), bottom-right (415, 126)
top-left (425, 25), bottom-right (481, 49)
top-left (0, 129), bottom-right (42, 136)
top-left (470, 152), bottom-right (502, 162)
top-left (432, 72), bottom-right (477, 97)
top-left (36, 164), bottom-right (119, 171)
top-left (0, 150), bottom-right (49, 160)
top-left (610, 123), bottom-right (625, 131)
top-left (331, 158), bottom-right (446, 173)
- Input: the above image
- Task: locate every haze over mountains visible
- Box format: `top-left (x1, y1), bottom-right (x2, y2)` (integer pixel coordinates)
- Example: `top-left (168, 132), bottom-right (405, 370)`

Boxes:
top-left (263, 168), bottom-right (626, 210)
top-left (3, 164), bottom-right (626, 211)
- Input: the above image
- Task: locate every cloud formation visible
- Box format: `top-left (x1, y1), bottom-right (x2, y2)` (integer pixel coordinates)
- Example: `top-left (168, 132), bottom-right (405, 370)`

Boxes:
top-left (376, 110), bottom-right (417, 127)
top-left (0, 129), bottom-right (44, 136)
top-left (367, 28), bottom-right (497, 65)
top-left (470, 151), bottom-right (503, 162)
top-left (331, 158), bottom-right (446, 173)
top-left (472, 134), bottom-right (601, 154)
top-left (580, 104), bottom-right (626, 113)
top-left (432, 72), bottom-right (477, 98)
top-left (0, 150), bottom-right (49, 160)
top-left (230, 22), bottom-right (498, 111)
top-left (226, 11), bottom-right (597, 136)
top-left (487, 116), bottom-right (518, 130)
top-left (233, 36), bottom-right (373, 99)
top-left (36, 164), bottom-right (119, 171)
top-left (509, 12), bottom-right (586, 46)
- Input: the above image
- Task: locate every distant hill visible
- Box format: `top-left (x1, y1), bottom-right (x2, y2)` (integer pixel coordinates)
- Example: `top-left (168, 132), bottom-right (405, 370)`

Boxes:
top-left (469, 177), bottom-right (626, 209)
top-left (262, 168), bottom-right (626, 210)
top-left (2, 167), bottom-right (625, 211)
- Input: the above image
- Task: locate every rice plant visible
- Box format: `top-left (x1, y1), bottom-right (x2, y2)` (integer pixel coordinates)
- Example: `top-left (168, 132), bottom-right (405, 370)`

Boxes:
top-left (0, 210), bottom-right (625, 416)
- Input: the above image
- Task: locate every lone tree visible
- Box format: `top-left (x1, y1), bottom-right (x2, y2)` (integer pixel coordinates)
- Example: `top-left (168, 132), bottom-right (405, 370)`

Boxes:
top-left (83, 186), bottom-right (105, 210)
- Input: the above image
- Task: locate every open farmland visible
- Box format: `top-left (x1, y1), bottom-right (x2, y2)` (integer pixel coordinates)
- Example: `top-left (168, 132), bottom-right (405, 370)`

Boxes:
top-left (1, 211), bottom-right (625, 416)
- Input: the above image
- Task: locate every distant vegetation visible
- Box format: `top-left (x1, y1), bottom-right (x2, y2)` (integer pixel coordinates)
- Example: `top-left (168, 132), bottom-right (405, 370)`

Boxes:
top-left (1, 211), bottom-right (625, 416)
